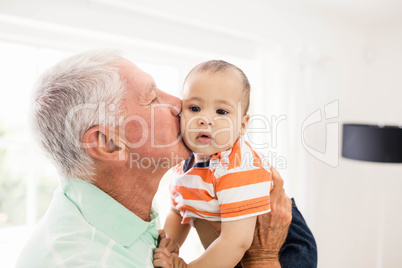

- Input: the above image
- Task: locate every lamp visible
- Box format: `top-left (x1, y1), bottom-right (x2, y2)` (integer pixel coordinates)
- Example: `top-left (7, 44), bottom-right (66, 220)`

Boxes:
top-left (342, 124), bottom-right (402, 163)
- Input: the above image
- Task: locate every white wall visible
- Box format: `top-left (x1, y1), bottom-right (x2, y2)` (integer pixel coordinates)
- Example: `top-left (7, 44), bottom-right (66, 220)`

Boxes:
top-left (330, 22), bottom-right (402, 268)
top-left (301, 13), bottom-right (402, 267)
top-left (1, 0), bottom-right (401, 267)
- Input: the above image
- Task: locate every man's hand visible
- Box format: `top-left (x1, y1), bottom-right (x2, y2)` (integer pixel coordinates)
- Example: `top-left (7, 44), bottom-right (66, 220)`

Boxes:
top-left (241, 167), bottom-right (292, 268)
top-left (154, 230), bottom-right (187, 268)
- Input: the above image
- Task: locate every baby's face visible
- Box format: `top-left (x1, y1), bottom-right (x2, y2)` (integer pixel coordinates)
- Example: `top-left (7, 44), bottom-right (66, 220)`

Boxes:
top-left (180, 70), bottom-right (249, 159)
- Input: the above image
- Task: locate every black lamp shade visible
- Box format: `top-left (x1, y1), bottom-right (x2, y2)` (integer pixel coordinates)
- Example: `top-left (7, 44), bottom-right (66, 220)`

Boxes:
top-left (342, 124), bottom-right (402, 163)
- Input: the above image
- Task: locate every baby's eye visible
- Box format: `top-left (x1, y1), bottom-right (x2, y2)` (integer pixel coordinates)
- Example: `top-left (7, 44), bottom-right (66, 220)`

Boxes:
top-left (189, 106), bottom-right (201, 112)
top-left (216, 109), bottom-right (228, 115)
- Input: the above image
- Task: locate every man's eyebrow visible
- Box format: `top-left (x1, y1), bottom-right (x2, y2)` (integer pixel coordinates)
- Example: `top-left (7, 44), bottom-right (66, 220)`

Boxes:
top-left (149, 83), bottom-right (156, 92)
top-left (145, 83), bottom-right (156, 97)
top-left (139, 83), bottom-right (156, 101)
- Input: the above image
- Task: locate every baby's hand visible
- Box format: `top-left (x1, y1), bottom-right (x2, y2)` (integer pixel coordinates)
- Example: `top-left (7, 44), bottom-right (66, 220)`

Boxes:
top-left (153, 247), bottom-right (172, 268)
top-left (154, 230), bottom-right (186, 268)
top-left (157, 230), bottom-right (180, 256)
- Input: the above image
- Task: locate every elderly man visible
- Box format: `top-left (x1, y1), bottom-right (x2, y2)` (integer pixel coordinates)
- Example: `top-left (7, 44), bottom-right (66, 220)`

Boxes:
top-left (16, 51), bottom-right (316, 267)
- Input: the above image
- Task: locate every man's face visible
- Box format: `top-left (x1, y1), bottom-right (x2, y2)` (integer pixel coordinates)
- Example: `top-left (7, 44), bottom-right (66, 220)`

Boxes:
top-left (119, 59), bottom-right (191, 169)
top-left (180, 70), bottom-right (249, 160)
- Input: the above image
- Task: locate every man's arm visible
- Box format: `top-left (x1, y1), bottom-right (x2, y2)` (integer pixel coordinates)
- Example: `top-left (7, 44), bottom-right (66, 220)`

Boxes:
top-left (279, 198), bottom-right (317, 268)
top-left (241, 167), bottom-right (292, 268)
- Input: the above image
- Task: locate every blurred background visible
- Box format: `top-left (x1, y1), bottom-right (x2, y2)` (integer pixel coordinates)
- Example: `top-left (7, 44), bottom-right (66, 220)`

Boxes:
top-left (0, 0), bottom-right (401, 267)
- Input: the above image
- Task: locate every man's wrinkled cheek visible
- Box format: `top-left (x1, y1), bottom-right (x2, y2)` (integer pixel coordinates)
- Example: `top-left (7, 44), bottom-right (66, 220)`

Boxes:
top-left (125, 120), bottom-right (148, 145)
top-left (153, 126), bottom-right (174, 144)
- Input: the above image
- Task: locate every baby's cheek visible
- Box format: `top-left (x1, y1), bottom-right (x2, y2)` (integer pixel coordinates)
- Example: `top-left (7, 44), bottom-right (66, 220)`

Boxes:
top-left (179, 116), bottom-right (192, 146)
top-left (180, 114), bottom-right (188, 133)
top-left (213, 131), bottom-right (231, 146)
top-left (181, 114), bottom-right (200, 134)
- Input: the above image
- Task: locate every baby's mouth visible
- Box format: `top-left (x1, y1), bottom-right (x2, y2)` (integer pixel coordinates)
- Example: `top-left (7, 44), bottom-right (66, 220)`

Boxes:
top-left (196, 132), bottom-right (212, 144)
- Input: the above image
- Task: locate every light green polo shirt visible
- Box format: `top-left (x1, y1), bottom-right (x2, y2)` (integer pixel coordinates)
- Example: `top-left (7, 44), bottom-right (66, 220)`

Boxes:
top-left (16, 179), bottom-right (160, 268)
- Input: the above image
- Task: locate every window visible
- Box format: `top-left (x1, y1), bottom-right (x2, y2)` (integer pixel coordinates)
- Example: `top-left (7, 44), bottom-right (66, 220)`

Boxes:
top-left (0, 42), bottom-right (70, 267)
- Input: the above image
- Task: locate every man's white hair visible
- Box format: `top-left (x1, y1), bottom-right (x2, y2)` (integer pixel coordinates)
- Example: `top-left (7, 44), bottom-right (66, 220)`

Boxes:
top-left (32, 50), bottom-right (126, 182)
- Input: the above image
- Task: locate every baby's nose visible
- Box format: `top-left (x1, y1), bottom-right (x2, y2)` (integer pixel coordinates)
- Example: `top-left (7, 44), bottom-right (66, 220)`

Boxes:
top-left (197, 116), bottom-right (213, 126)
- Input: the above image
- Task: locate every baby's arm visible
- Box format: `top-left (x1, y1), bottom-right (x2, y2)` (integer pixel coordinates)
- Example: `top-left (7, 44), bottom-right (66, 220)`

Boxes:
top-left (153, 208), bottom-right (191, 268)
top-left (188, 216), bottom-right (257, 268)
top-left (164, 208), bottom-right (191, 247)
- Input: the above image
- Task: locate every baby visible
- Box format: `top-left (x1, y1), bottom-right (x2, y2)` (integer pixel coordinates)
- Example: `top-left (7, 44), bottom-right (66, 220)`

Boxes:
top-left (154, 60), bottom-right (272, 268)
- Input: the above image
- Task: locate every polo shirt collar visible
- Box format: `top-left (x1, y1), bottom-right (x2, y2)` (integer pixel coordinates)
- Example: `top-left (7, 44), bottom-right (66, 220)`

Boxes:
top-left (63, 179), bottom-right (159, 247)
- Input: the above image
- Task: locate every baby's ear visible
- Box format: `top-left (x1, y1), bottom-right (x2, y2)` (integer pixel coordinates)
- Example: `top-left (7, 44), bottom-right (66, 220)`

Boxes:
top-left (240, 114), bottom-right (250, 135)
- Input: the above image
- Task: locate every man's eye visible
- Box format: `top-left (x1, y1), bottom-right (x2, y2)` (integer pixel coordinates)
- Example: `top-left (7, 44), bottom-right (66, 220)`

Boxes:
top-left (151, 97), bottom-right (158, 104)
top-left (190, 106), bottom-right (201, 112)
top-left (216, 109), bottom-right (228, 115)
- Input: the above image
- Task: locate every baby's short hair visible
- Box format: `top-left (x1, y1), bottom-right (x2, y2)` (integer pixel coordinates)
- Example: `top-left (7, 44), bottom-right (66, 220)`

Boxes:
top-left (184, 60), bottom-right (251, 114)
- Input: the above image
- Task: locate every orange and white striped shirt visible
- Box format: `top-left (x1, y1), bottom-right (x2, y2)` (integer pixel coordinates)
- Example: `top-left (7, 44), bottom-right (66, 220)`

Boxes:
top-left (170, 137), bottom-right (273, 224)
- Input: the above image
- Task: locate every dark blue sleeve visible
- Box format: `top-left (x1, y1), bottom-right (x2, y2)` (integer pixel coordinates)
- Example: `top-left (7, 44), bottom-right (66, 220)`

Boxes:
top-left (279, 198), bottom-right (318, 268)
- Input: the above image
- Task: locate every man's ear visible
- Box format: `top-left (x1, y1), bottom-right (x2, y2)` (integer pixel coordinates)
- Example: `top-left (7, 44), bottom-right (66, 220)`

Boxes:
top-left (240, 114), bottom-right (250, 135)
top-left (83, 126), bottom-right (125, 162)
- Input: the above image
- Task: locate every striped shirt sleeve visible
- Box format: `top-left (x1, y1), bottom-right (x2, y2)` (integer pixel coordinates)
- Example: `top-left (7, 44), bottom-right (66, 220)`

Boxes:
top-left (215, 167), bottom-right (272, 222)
